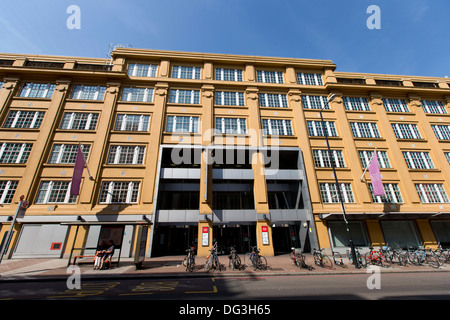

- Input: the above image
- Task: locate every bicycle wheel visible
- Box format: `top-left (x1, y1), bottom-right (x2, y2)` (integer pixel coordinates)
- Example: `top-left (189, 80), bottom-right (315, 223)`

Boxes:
top-left (232, 255), bottom-right (241, 270)
top-left (257, 256), bottom-right (267, 270)
top-left (322, 255), bottom-right (333, 269)
top-left (187, 256), bottom-right (195, 272)
top-left (364, 252), bottom-right (373, 266)
top-left (426, 254), bottom-right (440, 269)
top-left (313, 254), bottom-right (321, 267)
top-left (380, 254), bottom-right (391, 268)
top-left (205, 257), bottom-right (213, 272)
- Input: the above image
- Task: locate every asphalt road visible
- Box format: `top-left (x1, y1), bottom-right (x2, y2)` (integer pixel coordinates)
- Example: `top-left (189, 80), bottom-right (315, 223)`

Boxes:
top-left (1, 271), bottom-right (449, 301)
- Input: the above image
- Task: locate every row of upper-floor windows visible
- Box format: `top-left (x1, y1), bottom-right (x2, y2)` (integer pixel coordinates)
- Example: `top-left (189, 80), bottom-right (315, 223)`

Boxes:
top-left (10, 82), bottom-right (450, 115)
top-left (4, 107), bottom-right (450, 142)
top-left (0, 177), bottom-right (448, 205)
top-left (128, 63), bottom-right (325, 85)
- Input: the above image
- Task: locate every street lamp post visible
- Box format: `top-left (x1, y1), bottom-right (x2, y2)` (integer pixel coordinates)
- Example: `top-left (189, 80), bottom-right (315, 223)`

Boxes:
top-left (320, 94), bottom-right (360, 268)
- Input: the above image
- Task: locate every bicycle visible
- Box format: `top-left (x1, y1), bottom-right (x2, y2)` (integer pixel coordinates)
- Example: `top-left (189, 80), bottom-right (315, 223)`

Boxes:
top-left (228, 246), bottom-right (242, 271)
top-left (184, 245), bottom-right (196, 272)
top-left (332, 251), bottom-right (348, 268)
top-left (245, 246), bottom-right (268, 271)
top-left (313, 248), bottom-right (333, 269)
top-left (365, 247), bottom-right (391, 268)
top-left (405, 246), bottom-right (440, 269)
top-left (290, 247), bottom-right (313, 271)
top-left (346, 247), bottom-right (367, 268)
top-left (205, 242), bottom-right (226, 272)
top-left (434, 243), bottom-right (450, 265)
top-left (383, 246), bottom-right (407, 266)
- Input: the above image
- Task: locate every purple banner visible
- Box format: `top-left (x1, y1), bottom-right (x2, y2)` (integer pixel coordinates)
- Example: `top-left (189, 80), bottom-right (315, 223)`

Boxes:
top-left (368, 152), bottom-right (385, 197)
top-left (70, 145), bottom-right (85, 196)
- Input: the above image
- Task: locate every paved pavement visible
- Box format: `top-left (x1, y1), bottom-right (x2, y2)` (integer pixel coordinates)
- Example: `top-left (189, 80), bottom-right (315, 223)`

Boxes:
top-left (0, 253), bottom-right (448, 282)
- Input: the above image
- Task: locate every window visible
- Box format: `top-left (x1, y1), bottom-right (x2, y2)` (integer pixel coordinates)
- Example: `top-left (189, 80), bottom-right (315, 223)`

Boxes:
top-left (35, 181), bottom-right (77, 204)
top-left (262, 119), bottom-right (293, 136)
top-left (215, 91), bottom-right (245, 106)
top-left (169, 89), bottom-right (200, 104)
top-left (297, 73), bottom-right (323, 86)
top-left (301, 95), bottom-right (329, 109)
top-left (402, 151), bottom-right (435, 169)
top-left (128, 63), bottom-right (158, 77)
top-left (0, 181), bottom-right (18, 204)
top-left (432, 125), bottom-right (450, 140)
top-left (3, 111), bottom-right (44, 129)
top-left (343, 97), bottom-right (371, 111)
top-left (99, 181), bottom-right (140, 204)
top-left (391, 123), bottom-right (421, 139)
top-left (166, 115), bottom-right (199, 133)
top-left (256, 70), bottom-right (284, 84)
top-left (19, 83), bottom-right (55, 99)
top-left (359, 150), bottom-right (391, 169)
top-left (383, 99), bottom-right (410, 113)
top-left (215, 117), bottom-right (247, 134)
top-left (313, 149), bottom-right (345, 168)
top-left (48, 144), bottom-right (90, 164)
top-left (70, 85), bottom-right (106, 101)
top-left (259, 93), bottom-right (288, 108)
top-left (320, 183), bottom-right (355, 203)
top-left (172, 66), bottom-right (201, 79)
top-left (350, 122), bottom-right (381, 138)
top-left (121, 87), bottom-right (154, 102)
top-left (307, 120), bottom-right (338, 137)
top-left (445, 152), bottom-right (450, 165)
top-left (422, 100), bottom-right (447, 114)
top-left (215, 68), bottom-right (243, 81)
top-left (60, 113), bottom-right (99, 130)
top-left (415, 183), bottom-right (449, 203)
top-left (369, 183), bottom-right (403, 203)
top-left (107, 146), bottom-right (146, 165)
top-left (114, 114), bottom-right (150, 132)
top-left (0, 143), bottom-right (32, 164)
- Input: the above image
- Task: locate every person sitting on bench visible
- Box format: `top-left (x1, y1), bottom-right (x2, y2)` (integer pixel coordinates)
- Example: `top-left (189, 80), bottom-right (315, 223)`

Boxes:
top-left (100, 240), bottom-right (115, 270)
top-left (94, 241), bottom-right (107, 270)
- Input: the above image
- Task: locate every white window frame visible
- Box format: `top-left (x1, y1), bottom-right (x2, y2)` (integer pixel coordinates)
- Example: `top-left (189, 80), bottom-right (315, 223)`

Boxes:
top-left (99, 181), bottom-right (140, 204)
top-left (392, 123), bottom-right (421, 140)
top-left (0, 143), bottom-right (32, 164)
top-left (60, 113), bottom-right (98, 130)
top-left (215, 91), bottom-right (245, 106)
top-left (166, 115), bottom-right (199, 133)
top-left (432, 125), bottom-right (450, 140)
top-left (350, 122), bottom-right (380, 138)
top-left (215, 68), bottom-right (243, 81)
top-left (313, 149), bottom-right (345, 168)
top-left (359, 150), bottom-right (391, 169)
top-left (0, 180), bottom-right (18, 204)
top-left (262, 119), bottom-right (293, 136)
top-left (402, 151), bottom-right (434, 169)
top-left (19, 83), bottom-right (56, 99)
top-left (70, 85), bottom-right (106, 101)
top-left (343, 97), bottom-right (371, 111)
top-left (128, 63), bottom-right (158, 77)
top-left (307, 120), bottom-right (338, 137)
top-left (4, 111), bottom-right (45, 129)
top-left (301, 95), bottom-right (330, 109)
top-left (297, 73), bottom-right (323, 86)
top-left (35, 181), bottom-right (76, 204)
top-left (256, 70), bottom-right (284, 84)
top-left (320, 183), bottom-right (355, 203)
top-left (422, 100), bottom-right (447, 114)
top-left (369, 183), bottom-right (403, 203)
top-left (107, 145), bottom-right (146, 165)
top-left (169, 89), bottom-right (200, 104)
top-left (382, 99), bottom-right (410, 113)
top-left (121, 87), bottom-right (154, 102)
top-left (215, 117), bottom-right (247, 134)
top-left (172, 66), bottom-right (201, 79)
top-left (115, 114), bottom-right (150, 132)
top-left (259, 93), bottom-right (288, 108)
top-left (415, 183), bottom-right (449, 203)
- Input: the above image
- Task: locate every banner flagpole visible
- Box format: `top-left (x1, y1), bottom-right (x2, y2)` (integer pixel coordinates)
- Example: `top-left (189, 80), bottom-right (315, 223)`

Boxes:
top-left (360, 148), bottom-right (377, 181)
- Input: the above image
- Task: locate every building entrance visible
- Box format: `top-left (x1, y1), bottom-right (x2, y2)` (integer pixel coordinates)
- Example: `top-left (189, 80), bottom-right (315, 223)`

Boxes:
top-left (272, 225), bottom-right (301, 254)
top-left (152, 225), bottom-right (198, 257)
top-left (213, 225), bottom-right (256, 254)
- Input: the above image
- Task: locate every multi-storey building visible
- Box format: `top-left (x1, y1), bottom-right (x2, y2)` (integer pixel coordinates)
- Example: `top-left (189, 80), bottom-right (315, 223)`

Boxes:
top-left (0, 48), bottom-right (449, 260)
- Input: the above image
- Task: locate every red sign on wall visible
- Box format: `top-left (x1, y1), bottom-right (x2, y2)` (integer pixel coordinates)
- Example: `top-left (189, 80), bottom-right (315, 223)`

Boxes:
top-left (202, 227), bottom-right (209, 246)
top-left (261, 226), bottom-right (269, 245)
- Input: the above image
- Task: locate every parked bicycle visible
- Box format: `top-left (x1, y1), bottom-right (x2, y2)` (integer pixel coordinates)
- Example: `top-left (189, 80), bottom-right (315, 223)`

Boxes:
top-left (228, 246), bottom-right (242, 270)
top-left (245, 246), bottom-right (268, 271)
top-left (205, 242), bottom-right (226, 272)
top-left (184, 245), bottom-right (196, 272)
top-left (434, 242), bottom-right (450, 265)
top-left (365, 246), bottom-right (391, 268)
top-left (405, 246), bottom-right (440, 269)
top-left (313, 248), bottom-right (333, 269)
top-left (332, 251), bottom-right (347, 268)
top-left (290, 247), bottom-right (313, 271)
top-left (382, 246), bottom-right (407, 266)
top-left (346, 247), bottom-right (367, 268)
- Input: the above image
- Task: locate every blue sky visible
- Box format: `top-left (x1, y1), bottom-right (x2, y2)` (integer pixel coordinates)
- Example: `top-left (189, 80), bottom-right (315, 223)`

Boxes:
top-left (0, 0), bottom-right (448, 77)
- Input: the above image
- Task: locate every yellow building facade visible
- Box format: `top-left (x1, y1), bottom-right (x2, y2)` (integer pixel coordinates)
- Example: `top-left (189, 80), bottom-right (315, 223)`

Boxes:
top-left (0, 48), bottom-right (449, 260)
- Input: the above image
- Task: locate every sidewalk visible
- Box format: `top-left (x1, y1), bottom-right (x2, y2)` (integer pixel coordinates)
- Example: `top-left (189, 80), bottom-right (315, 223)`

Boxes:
top-left (0, 254), bottom-right (449, 282)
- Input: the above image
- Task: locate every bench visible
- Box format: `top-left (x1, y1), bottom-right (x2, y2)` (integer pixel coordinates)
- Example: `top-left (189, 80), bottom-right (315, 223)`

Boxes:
top-left (73, 255), bottom-right (96, 265)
